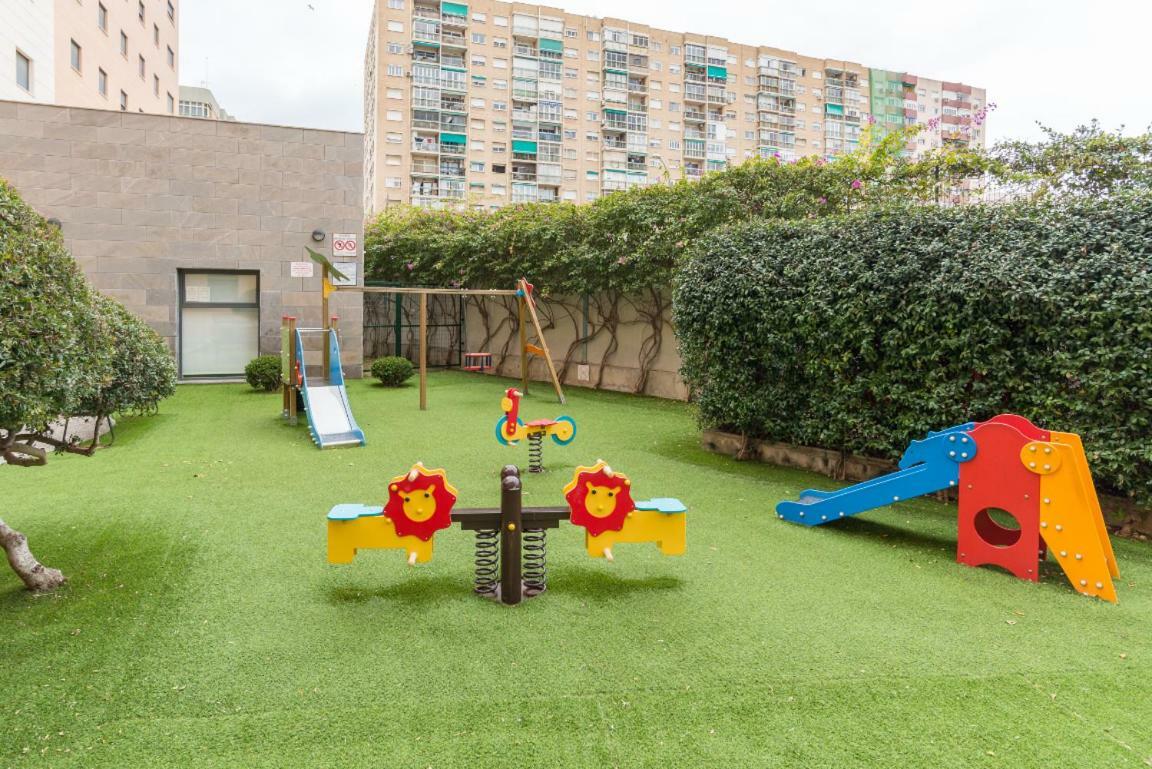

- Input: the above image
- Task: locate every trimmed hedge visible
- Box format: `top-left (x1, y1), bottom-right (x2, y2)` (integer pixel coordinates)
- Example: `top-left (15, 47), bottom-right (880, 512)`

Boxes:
top-left (674, 192), bottom-right (1152, 503)
top-left (245, 355), bottom-right (283, 392)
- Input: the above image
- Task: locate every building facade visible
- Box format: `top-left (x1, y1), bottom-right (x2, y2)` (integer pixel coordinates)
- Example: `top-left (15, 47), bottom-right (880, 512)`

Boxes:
top-left (1, 0), bottom-right (179, 115)
top-left (0, 99), bottom-right (365, 379)
top-left (363, 0), bottom-right (987, 214)
top-left (179, 85), bottom-right (234, 121)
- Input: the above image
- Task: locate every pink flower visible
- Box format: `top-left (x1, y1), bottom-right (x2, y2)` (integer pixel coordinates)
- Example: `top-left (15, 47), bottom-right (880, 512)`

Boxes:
top-left (817, 196), bottom-right (827, 205)
top-left (866, 114), bottom-right (877, 125)
top-left (850, 179), bottom-right (863, 190)
top-left (616, 256), bottom-right (627, 265)
top-left (406, 262), bottom-right (416, 271)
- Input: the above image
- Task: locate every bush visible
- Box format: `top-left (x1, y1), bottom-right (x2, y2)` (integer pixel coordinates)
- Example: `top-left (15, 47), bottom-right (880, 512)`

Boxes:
top-left (371, 356), bottom-right (414, 387)
top-left (244, 355), bottom-right (282, 392)
top-left (79, 295), bottom-right (177, 419)
top-left (0, 177), bottom-right (110, 434)
top-left (674, 192), bottom-right (1152, 504)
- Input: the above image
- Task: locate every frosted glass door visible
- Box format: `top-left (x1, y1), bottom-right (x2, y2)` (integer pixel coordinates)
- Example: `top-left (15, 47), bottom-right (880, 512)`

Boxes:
top-left (179, 271), bottom-right (260, 377)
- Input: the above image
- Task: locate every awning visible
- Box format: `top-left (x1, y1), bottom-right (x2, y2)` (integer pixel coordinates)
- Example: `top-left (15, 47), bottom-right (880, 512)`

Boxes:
top-left (825, 103), bottom-right (844, 115)
top-left (441, 2), bottom-right (468, 15)
top-left (604, 108), bottom-right (627, 116)
top-left (512, 140), bottom-right (538, 153)
top-left (539, 38), bottom-right (564, 53)
top-left (706, 65), bottom-right (727, 80)
top-left (440, 132), bottom-right (468, 144)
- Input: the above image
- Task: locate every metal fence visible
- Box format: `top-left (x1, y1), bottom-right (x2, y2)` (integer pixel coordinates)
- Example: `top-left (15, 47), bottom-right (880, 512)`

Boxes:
top-left (363, 285), bottom-right (465, 368)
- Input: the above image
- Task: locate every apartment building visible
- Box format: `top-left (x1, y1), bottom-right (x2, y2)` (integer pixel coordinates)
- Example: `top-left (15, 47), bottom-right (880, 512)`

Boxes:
top-left (363, 0), bottom-right (987, 214)
top-left (178, 85), bottom-right (233, 120)
top-left (1, 0), bottom-right (179, 115)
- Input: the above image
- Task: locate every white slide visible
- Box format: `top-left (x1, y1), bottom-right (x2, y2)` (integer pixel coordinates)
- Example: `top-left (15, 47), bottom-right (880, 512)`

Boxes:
top-left (306, 385), bottom-right (362, 447)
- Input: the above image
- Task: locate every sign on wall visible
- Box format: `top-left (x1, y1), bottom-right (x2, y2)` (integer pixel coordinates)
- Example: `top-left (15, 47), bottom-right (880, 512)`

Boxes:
top-left (290, 261), bottom-right (314, 278)
top-left (331, 261), bottom-right (359, 287)
top-left (333, 233), bottom-right (359, 258)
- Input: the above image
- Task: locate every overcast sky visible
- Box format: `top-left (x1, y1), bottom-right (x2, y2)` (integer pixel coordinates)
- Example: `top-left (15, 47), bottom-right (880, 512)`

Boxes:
top-left (180, 0), bottom-right (1152, 142)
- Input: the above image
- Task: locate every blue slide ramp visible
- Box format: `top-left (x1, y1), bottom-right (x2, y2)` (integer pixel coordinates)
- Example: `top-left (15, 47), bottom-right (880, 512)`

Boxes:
top-left (776, 423), bottom-right (976, 526)
top-left (295, 328), bottom-right (366, 449)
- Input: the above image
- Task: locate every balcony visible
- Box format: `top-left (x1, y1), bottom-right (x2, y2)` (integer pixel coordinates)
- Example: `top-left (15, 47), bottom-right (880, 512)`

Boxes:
top-left (683, 109), bottom-right (707, 122)
top-left (413, 6), bottom-right (439, 19)
top-left (411, 160), bottom-right (439, 175)
top-left (512, 23), bottom-right (538, 36)
top-left (706, 88), bottom-right (728, 105)
top-left (538, 130), bottom-right (562, 143)
top-left (413, 29), bottom-right (440, 43)
top-left (627, 80), bottom-right (647, 93)
top-left (514, 45), bottom-right (538, 58)
top-left (603, 137), bottom-right (626, 149)
top-left (441, 30), bottom-right (467, 47)
top-left (684, 83), bottom-right (706, 101)
top-left (684, 52), bottom-right (706, 65)
top-left (412, 117), bottom-right (440, 130)
top-left (511, 171), bottom-right (537, 181)
top-left (604, 116), bottom-right (628, 131)
top-left (512, 87), bottom-right (538, 101)
top-left (441, 55), bottom-right (466, 68)
top-left (440, 143), bottom-right (465, 156)
top-left (512, 109), bottom-right (538, 122)
top-left (441, 11), bottom-right (467, 27)
top-left (412, 140), bottom-right (440, 154)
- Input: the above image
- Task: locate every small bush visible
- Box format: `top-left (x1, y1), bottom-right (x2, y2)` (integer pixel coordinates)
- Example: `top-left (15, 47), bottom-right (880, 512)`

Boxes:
top-left (371, 356), bottom-right (414, 387)
top-left (245, 355), bottom-right (282, 392)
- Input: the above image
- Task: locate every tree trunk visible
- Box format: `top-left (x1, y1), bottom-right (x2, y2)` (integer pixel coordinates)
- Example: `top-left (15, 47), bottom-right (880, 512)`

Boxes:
top-left (0, 518), bottom-right (65, 592)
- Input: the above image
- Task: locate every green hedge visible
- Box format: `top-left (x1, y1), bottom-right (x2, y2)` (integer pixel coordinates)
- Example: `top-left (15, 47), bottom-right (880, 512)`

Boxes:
top-left (364, 132), bottom-right (989, 294)
top-left (674, 192), bottom-right (1152, 503)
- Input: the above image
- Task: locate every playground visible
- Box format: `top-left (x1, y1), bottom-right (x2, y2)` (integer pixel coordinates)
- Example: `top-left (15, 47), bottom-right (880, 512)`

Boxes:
top-left (3, 372), bottom-right (1151, 769)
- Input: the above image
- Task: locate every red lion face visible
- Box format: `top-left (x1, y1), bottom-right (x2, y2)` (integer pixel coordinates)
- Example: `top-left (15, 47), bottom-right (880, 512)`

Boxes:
top-left (384, 463), bottom-right (458, 541)
top-left (564, 460), bottom-right (635, 537)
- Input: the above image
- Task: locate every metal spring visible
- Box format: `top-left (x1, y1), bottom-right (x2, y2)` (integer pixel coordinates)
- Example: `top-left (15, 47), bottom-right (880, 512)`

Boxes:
top-left (527, 431), bottom-right (544, 473)
top-left (473, 529), bottom-right (499, 597)
top-left (522, 528), bottom-right (547, 597)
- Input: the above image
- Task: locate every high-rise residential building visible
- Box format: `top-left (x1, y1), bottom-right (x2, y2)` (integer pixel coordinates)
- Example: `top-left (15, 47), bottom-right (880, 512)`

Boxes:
top-left (1, 0), bottom-right (179, 115)
top-left (363, 0), bottom-right (987, 215)
top-left (178, 85), bottom-right (234, 121)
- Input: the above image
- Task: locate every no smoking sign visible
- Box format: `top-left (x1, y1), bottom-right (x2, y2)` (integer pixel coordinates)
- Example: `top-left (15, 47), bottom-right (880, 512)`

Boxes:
top-left (332, 233), bottom-right (358, 258)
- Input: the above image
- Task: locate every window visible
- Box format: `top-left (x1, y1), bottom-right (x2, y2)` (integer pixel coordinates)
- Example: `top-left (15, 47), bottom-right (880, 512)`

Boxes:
top-left (470, 161), bottom-right (485, 171)
top-left (153, 74), bottom-right (159, 95)
top-left (179, 271), bottom-right (260, 378)
top-left (386, 88), bottom-right (402, 99)
top-left (471, 11), bottom-right (485, 20)
top-left (70, 40), bottom-right (82, 72)
top-left (167, 92), bottom-right (174, 113)
top-left (138, 54), bottom-right (146, 78)
top-left (494, 15), bottom-right (507, 26)
top-left (387, 42), bottom-right (402, 54)
top-left (388, 0), bottom-right (404, 7)
top-left (564, 28), bottom-right (576, 38)
top-left (138, 1), bottom-right (145, 23)
top-left (492, 37), bottom-right (506, 48)
top-left (15, 50), bottom-right (31, 92)
top-left (121, 31), bottom-right (128, 55)
top-left (154, 23), bottom-right (160, 45)
top-left (98, 68), bottom-right (108, 96)
top-left (167, 45), bottom-right (175, 68)
top-left (98, 3), bottom-right (108, 32)
top-left (386, 110), bottom-right (402, 121)
top-left (387, 64), bottom-right (403, 77)
top-left (387, 21), bottom-right (403, 32)
top-left (120, 90), bottom-right (128, 110)
top-left (167, 0), bottom-right (175, 21)
top-left (471, 33), bottom-right (485, 43)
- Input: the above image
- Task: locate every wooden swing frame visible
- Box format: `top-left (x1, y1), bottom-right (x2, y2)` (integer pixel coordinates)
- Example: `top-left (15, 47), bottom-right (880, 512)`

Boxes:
top-left (321, 269), bottom-right (565, 410)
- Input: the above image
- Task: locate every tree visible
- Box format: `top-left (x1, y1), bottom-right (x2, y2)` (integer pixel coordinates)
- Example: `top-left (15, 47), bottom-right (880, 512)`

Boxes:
top-left (992, 121), bottom-right (1152, 197)
top-left (0, 178), bottom-right (174, 591)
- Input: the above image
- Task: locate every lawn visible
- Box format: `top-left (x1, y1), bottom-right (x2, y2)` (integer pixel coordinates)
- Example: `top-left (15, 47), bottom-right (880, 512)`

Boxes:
top-left (2, 371), bottom-right (1150, 768)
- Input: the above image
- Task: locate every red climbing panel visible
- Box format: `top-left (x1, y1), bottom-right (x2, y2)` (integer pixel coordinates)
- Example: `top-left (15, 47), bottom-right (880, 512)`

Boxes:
top-left (957, 421), bottom-right (1044, 581)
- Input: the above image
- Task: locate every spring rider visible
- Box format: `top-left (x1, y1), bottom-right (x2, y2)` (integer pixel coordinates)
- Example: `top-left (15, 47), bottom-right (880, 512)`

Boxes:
top-left (776, 414), bottom-right (1120, 602)
top-left (494, 387), bottom-right (576, 472)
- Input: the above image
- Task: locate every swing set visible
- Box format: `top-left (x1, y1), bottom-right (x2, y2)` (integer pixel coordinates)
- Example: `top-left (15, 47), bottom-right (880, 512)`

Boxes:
top-left (310, 249), bottom-right (566, 410)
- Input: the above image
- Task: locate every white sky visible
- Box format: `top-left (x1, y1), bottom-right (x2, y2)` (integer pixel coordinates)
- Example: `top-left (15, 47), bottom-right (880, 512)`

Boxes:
top-left (180, 0), bottom-right (1152, 142)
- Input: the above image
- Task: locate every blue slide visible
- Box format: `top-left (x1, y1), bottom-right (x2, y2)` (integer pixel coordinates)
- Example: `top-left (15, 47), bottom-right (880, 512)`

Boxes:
top-left (776, 423), bottom-right (976, 525)
top-left (295, 328), bottom-right (365, 449)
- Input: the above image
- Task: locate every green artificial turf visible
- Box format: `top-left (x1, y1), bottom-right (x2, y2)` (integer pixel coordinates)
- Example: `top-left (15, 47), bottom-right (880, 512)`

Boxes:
top-left (2, 371), bottom-right (1151, 768)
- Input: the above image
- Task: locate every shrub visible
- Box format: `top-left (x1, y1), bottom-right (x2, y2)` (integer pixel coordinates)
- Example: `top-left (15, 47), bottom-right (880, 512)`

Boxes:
top-left (0, 178), bottom-right (110, 435)
top-left (245, 355), bottom-right (283, 392)
top-left (371, 356), bottom-right (414, 387)
top-left (674, 192), bottom-right (1152, 504)
top-left (79, 295), bottom-right (177, 421)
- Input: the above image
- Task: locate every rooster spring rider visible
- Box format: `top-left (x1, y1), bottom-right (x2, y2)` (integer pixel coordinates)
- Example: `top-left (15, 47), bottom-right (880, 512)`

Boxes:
top-left (495, 387), bottom-right (576, 472)
top-left (325, 460), bottom-right (686, 605)
top-left (776, 414), bottom-right (1120, 602)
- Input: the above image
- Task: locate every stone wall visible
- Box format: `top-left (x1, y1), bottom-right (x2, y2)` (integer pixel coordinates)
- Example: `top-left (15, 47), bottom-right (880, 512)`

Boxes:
top-left (462, 290), bottom-right (687, 401)
top-left (0, 99), bottom-right (365, 376)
